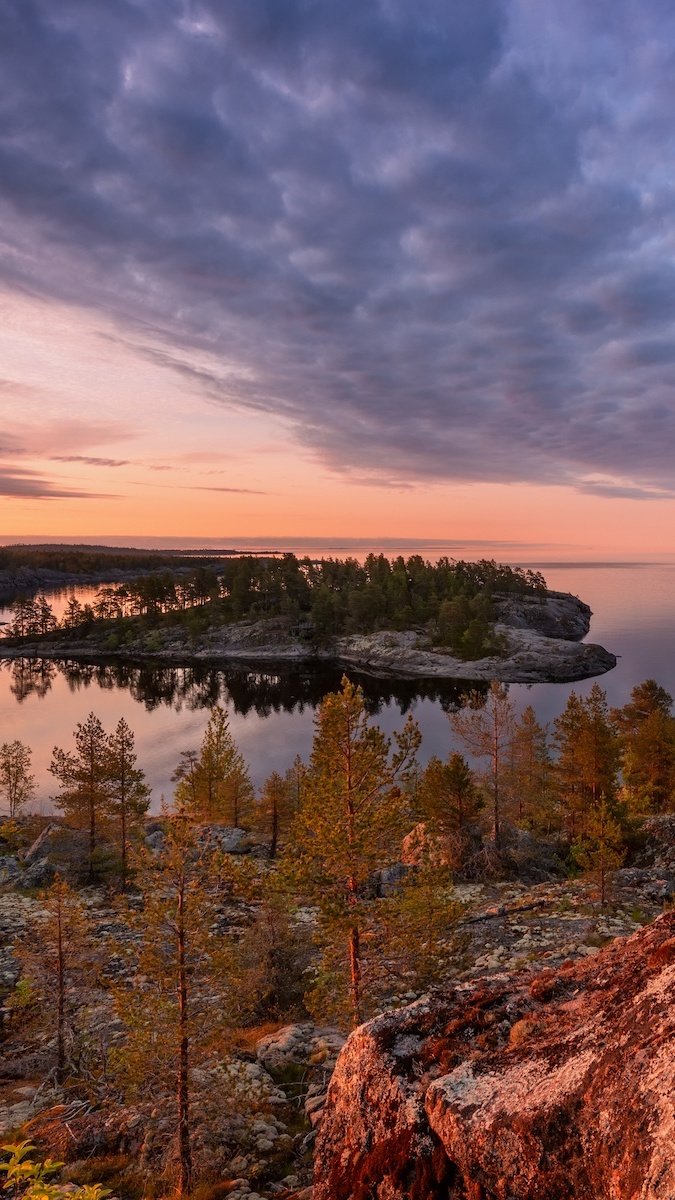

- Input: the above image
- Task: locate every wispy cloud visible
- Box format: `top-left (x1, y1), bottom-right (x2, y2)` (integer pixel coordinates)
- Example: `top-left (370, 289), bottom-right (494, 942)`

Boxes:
top-left (187, 485), bottom-right (268, 494)
top-left (0, 464), bottom-right (113, 499)
top-left (50, 455), bottom-right (131, 467)
top-left (144, 481), bottom-right (267, 495)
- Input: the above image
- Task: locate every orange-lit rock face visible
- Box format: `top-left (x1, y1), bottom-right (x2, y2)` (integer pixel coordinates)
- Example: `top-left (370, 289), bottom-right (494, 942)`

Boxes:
top-left (314, 913), bottom-right (675, 1200)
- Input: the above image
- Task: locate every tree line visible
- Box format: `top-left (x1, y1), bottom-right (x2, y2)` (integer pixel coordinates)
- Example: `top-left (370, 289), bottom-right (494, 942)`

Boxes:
top-left (3, 553), bottom-right (547, 657)
top-left (4, 675), bottom-right (675, 878)
top-left (0, 544), bottom-right (223, 574)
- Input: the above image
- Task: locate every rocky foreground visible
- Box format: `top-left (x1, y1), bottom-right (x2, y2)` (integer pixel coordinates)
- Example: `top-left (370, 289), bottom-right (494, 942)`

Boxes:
top-left (1, 590), bottom-right (616, 683)
top-left (1, 815), bottom-right (675, 1198)
top-left (315, 911), bottom-right (675, 1200)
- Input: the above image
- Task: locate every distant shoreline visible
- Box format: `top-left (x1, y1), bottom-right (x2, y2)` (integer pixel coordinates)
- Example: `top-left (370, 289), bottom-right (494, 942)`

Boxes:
top-left (1, 535), bottom-right (674, 567)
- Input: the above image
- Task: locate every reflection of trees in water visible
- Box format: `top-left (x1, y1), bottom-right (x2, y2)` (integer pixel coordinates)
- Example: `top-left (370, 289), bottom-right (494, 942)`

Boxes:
top-left (5, 657), bottom-right (57, 703)
top-left (2, 656), bottom-right (487, 716)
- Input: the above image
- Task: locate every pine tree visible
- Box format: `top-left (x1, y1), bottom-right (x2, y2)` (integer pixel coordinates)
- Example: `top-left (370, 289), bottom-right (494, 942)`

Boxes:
top-left (227, 890), bottom-right (313, 1024)
top-left (288, 677), bottom-right (421, 1027)
top-left (611, 680), bottom-right (675, 812)
top-left (284, 754), bottom-right (306, 811)
top-left (110, 807), bottom-right (231, 1196)
top-left (6, 597), bottom-right (39, 638)
top-left (417, 751), bottom-right (482, 836)
top-left (171, 750), bottom-right (200, 808)
top-left (174, 707), bottom-right (253, 826)
top-left (106, 718), bottom-right (151, 881)
top-left (371, 856), bottom-right (464, 998)
top-left (449, 681), bottom-right (515, 850)
top-left (50, 713), bottom-right (111, 878)
top-left (572, 794), bottom-right (626, 907)
top-left (553, 686), bottom-right (620, 838)
top-left (551, 690), bottom-right (586, 837)
top-left (61, 596), bottom-right (85, 629)
top-left (0, 740), bottom-right (35, 818)
top-left (35, 594), bottom-right (58, 635)
top-left (254, 770), bottom-right (298, 859)
top-left (10, 877), bottom-right (100, 1084)
top-left (508, 705), bottom-right (556, 831)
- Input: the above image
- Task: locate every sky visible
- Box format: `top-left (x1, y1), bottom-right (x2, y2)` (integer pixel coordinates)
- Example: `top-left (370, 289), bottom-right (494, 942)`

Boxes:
top-left (2, 0), bottom-right (675, 555)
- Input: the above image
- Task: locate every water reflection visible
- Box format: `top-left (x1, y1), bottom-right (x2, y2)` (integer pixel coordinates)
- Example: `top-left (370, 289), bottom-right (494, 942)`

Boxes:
top-left (4, 562), bottom-right (675, 808)
top-left (2, 655), bottom-right (485, 717)
top-left (6, 658), bottom-right (57, 703)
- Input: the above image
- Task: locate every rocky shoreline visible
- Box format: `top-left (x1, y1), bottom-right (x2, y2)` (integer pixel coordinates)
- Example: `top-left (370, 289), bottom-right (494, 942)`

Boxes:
top-left (0, 590), bottom-right (616, 683)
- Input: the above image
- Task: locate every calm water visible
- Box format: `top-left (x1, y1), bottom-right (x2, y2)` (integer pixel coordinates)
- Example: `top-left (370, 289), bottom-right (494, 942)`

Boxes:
top-left (2, 558), bottom-right (675, 811)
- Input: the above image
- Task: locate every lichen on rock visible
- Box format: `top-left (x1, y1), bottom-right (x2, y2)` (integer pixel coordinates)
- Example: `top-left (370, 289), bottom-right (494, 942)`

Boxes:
top-left (314, 912), bottom-right (675, 1200)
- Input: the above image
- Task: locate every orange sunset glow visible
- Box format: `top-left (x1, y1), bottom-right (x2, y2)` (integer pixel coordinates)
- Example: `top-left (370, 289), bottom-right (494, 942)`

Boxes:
top-left (1, 0), bottom-right (675, 557)
top-left (2, 285), bottom-right (675, 557)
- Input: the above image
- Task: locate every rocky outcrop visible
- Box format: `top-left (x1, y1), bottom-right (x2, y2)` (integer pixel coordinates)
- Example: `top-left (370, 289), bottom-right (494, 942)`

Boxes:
top-left (314, 911), bottom-right (675, 1200)
top-left (494, 590), bottom-right (591, 640)
top-left (0, 591), bottom-right (616, 683)
top-left (256, 1023), bottom-right (347, 1135)
top-left (333, 626), bottom-right (614, 682)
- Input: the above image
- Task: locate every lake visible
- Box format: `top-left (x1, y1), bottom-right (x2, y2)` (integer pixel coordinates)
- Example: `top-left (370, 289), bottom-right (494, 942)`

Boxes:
top-left (2, 557), bottom-right (675, 811)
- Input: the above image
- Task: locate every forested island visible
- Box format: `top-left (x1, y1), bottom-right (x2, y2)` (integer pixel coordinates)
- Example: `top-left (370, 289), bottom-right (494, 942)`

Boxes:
top-left (0, 553), bottom-right (616, 682)
top-left (0, 673), bottom-right (674, 1198)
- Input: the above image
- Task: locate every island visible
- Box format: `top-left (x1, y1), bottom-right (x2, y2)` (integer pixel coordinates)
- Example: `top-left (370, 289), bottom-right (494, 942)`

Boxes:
top-left (0, 551), bottom-right (616, 683)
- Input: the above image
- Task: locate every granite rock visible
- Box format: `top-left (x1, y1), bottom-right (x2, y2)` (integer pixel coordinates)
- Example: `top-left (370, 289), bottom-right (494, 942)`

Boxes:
top-left (315, 911), bottom-right (675, 1200)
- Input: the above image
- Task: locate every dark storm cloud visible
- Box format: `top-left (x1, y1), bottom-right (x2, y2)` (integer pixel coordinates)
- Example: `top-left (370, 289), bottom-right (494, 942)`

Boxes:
top-left (2, 0), bottom-right (675, 492)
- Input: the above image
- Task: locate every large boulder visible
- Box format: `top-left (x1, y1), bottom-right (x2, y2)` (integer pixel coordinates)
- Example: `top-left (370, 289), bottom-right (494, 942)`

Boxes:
top-left (256, 1024), bottom-right (345, 1074)
top-left (22, 822), bottom-right (90, 878)
top-left (0, 857), bottom-right (22, 886)
top-left (314, 911), bottom-right (675, 1200)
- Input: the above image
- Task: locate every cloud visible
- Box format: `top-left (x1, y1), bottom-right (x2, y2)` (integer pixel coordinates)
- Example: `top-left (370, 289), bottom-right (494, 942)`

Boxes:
top-left (1, 1), bottom-right (675, 494)
top-left (146, 482), bottom-right (267, 495)
top-left (5, 420), bottom-right (136, 458)
top-left (0, 464), bottom-right (113, 499)
top-left (188, 485), bottom-right (267, 494)
top-left (50, 455), bottom-right (131, 467)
